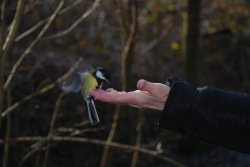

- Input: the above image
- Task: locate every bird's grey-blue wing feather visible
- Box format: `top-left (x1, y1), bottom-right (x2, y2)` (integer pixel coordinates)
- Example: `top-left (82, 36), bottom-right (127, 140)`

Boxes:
top-left (61, 73), bottom-right (83, 93)
top-left (61, 66), bottom-right (94, 93)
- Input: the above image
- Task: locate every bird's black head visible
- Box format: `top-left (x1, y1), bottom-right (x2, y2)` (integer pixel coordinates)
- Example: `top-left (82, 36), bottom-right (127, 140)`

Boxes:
top-left (94, 67), bottom-right (111, 84)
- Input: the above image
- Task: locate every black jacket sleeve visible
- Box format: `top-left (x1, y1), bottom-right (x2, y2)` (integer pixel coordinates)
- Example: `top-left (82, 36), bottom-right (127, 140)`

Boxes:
top-left (158, 76), bottom-right (250, 154)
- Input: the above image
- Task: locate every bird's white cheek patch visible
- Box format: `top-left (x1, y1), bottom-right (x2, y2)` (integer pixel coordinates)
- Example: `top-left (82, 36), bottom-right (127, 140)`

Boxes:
top-left (96, 71), bottom-right (106, 80)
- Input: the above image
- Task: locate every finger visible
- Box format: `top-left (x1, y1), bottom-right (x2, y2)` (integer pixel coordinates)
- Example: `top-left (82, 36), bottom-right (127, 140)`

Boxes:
top-left (137, 79), bottom-right (169, 97)
top-left (90, 89), bottom-right (116, 102)
top-left (90, 89), bottom-right (134, 104)
top-left (137, 79), bottom-right (156, 92)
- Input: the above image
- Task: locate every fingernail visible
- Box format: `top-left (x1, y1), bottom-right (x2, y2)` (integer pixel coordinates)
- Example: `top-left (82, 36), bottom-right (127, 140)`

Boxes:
top-left (106, 88), bottom-right (115, 92)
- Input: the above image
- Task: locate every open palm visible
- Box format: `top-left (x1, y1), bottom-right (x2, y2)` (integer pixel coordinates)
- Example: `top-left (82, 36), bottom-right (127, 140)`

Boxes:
top-left (90, 79), bottom-right (170, 111)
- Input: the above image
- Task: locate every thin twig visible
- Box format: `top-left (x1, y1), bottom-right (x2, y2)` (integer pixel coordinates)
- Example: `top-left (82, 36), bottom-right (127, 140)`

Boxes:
top-left (120, 0), bottom-right (138, 91)
top-left (116, 0), bottom-right (129, 39)
top-left (42, 93), bottom-right (65, 167)
top-left (3, 116), bottom-right (11, 167)
top-left (0, 0), bottom-right (14, 161)
top-left (0, 136), bottom-right (186, 167)
top-left (59, 0), bottom-right (84, 15)
top-left (130, 109), bottom-right (143, 167)
top-left (22, 140), bottom-right (45, 161)
top-left (130, 32), bottom-right (145, 167)
top-left (4, 0), bottom-right (65, 89)
top-left (15, 0), bottom-right (84, 42)
top-left (56, 127), bottom-right (105, 136)
top-left (24, 125), bottom-right (105, 159)
top-left (15, 19), bottom-right (45, 42)
top-left (24, 1), bottom-right (49, 13)
top-left (23, 93), bottom-right (64, 162)
top-left (68, 127), bottom-right (105, 136)
top-left (2, 0), bottom-right (24, 53)
top-left (139, 16), bottom-right (173, 55)
top-left (140, 23), bottom-right (172, 55)
top-left (0, 0), bottom-right (8, 129)
top-left (42, 0), bottom-right (101, 40)
top-left (100, 105), bottom-right (121, 167)
top-left (3, 88), bottom-right (12, 167)
top-left (1, 57), bottom-right (83, 117)
top-left (1, 0), bottom-right (24, 142)
top-left (48, 93), bottom-right (65, 136)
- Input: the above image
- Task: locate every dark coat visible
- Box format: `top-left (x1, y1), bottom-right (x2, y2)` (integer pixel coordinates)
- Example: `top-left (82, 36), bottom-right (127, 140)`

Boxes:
top-left (158, 76), bottom-right (250, 154)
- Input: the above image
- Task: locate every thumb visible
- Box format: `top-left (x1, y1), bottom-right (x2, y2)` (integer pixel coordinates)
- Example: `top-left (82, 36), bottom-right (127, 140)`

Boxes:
top-left (137, 79), bottom-right (169, 97)
top-left (137, 79), bottom-right (156, 94)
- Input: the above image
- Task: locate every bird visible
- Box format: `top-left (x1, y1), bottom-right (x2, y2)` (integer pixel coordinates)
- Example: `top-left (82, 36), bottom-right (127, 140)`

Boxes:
top-left (62, 67), bottom-right (110, 125)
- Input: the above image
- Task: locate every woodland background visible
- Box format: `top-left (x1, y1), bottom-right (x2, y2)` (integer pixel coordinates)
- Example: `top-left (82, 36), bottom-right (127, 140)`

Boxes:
top-left (1, 0), bottom-right (250, 167)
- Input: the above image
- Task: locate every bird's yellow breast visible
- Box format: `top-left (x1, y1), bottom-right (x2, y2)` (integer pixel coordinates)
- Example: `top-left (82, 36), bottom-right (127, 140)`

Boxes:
top-left (81, 72), bottom-right (98, 99)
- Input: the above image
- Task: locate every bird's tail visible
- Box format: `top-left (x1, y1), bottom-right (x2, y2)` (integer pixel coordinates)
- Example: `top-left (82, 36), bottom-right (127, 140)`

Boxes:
top-left (85, 97), bottom-right (100, 126)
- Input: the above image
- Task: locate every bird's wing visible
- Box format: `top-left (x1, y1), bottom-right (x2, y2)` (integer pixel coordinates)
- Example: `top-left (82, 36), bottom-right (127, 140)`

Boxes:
top-left (61, 73), bottom-right (83, 93)
top-left (81, 72), bottom-right (98, 98)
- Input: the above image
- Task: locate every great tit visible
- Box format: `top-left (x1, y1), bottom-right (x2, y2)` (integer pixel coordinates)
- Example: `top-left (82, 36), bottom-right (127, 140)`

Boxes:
top-left (62, 67), bottom-right (110, 125)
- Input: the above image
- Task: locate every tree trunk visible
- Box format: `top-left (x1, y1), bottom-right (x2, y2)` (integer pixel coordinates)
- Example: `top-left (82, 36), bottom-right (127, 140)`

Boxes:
top-left (183, 0), bottom-right (201, 85)
top-left (180, 0), bottom-right (201, 154)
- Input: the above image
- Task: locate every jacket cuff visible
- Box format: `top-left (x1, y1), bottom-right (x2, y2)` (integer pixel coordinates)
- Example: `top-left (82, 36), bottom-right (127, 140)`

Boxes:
top-left (158, 76), bottom-right (197, 134)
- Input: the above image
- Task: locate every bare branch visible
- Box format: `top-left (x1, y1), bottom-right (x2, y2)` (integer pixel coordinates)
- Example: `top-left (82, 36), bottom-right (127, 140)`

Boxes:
top-left (1, 57), bottom-right (83, 117)
top-left (101, 1), bottom-right (138, 166)
top-left (42, 0), bottom-right (101, 40)
top-left (4, 0), bottom-right (65, 89)
top-left (100, 105), bottom-right (121, 167)
top-left (3, 52), bottom-right (13, 167)
top-left (22, 140), bottom-right (45, 161)
top-left (15, 19), bottom-right (46, 42)
top-left (139, 16), bottom-right (173, 55)
top-left (56, 127), bottom-right (105, 136)
top-left (1, 1), bottom-right (24, 138)
top-left (140, 25), bottom-right (172, 55)
top-left (2, 0), bottom-right (25, 53)
top-left (0, 0), bottom-right (8, 128)
top-left (59, 0), bottom-right (84, 14)
top-left (130, 109), bottom-right (143, 167)
top-left (23, 124), bottom-right (104, 161)
top-left (24, 1), bottom-right (49, 13)
top-left (42, 93), bottom-right (65, 167)
top-left (0, 136), bottom-right (186, 167)
top-left (120, 0), bottom-right (138, 91)
top-left (3, 106), bottom-right (11, 167)
top-left (15, 0), bottom-right (84, 42)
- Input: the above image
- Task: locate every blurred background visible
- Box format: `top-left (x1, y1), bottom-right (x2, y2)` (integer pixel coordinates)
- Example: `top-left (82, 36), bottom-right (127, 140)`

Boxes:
top-left (1, 0), bottom-right (250, 166)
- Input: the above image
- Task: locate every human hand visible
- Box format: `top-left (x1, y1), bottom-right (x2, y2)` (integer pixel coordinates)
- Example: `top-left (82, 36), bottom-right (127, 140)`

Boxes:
top-left (90, 79), bottom-right (170, 111)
